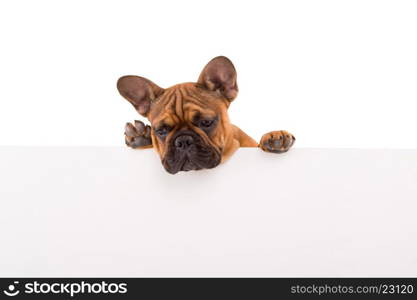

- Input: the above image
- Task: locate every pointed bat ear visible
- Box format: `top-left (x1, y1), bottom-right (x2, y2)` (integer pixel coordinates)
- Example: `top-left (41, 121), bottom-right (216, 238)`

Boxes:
top-left (117, 75), bottom-right (164, 117)
top-left (197, 56), bottom-right (238, 101)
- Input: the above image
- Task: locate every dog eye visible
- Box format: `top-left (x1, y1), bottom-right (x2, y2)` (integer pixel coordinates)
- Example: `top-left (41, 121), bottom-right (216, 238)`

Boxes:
top-left (199, 119), bottom-right (214, 128)
top-left (155, 126), bottom-right (170, 137)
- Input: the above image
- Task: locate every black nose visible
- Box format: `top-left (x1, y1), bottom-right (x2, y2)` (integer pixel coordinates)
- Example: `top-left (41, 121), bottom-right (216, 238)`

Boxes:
top-left (174, 135), bottom-right (194, 150)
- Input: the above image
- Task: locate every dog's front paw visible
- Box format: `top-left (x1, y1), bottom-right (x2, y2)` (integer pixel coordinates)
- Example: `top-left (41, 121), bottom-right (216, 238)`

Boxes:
top-left (125, 120), bottom-right (152, 148)
top-left (259, 130), bottom-right (295, 153)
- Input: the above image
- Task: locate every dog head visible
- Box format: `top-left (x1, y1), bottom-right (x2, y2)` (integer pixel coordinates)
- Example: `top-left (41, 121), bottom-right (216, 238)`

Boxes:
top-left (117, 56), bottom-right (238, 174)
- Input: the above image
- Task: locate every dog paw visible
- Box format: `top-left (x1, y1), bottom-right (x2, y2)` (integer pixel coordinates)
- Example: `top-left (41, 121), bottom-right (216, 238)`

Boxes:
top-left (125, 120), bottom-right (152, 148)
top-left (259, 130), bottom-right (295, 153)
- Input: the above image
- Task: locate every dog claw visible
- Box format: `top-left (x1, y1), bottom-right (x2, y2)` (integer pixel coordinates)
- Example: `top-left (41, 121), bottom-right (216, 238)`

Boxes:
top-left (259, 130), bottom-right (295, 153)
top-left (144, 126), bottom-right (151, 138)
top-left (134, 120), bottom-right (145, 134)
top-left (125, 120), bottom-right (152, 149)
top-left (125, 123), bottom-right (138, 136)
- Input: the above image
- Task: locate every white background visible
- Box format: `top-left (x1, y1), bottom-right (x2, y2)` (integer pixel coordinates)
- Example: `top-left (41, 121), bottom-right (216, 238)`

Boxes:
top-left (0, 0), bottom-right (416, 148)
top-left (1, 1), bottom-right (417, 278)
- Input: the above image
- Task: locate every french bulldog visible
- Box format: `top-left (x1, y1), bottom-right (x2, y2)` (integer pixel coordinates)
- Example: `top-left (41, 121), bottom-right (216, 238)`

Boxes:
top-left (117, 56), bottom-right (295, 174)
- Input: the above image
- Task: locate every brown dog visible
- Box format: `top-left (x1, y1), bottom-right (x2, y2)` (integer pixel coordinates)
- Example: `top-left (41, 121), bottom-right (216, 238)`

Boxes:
top-left (117, 56), bottom-right (295, 174)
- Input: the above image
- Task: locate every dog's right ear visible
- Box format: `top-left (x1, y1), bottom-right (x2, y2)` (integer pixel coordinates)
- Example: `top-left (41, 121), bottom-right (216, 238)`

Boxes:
top-left (117, 76), bottom-right (164, 117)
top-left (198, 56), bottom-right (238, 101)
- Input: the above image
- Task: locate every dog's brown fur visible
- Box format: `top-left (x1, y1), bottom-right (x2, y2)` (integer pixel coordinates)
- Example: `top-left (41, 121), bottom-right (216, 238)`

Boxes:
top-left (118, 56), bottom-right (295, 173)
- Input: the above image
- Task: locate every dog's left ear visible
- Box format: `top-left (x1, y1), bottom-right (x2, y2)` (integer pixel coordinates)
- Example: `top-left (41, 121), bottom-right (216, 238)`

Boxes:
top-left (197, 56), bottom-right (238, 101)
top-left (117, 75), bottom-right (164, 117)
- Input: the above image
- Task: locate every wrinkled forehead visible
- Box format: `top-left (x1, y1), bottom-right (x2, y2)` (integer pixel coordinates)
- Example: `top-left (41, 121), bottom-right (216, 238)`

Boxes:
top-left (148, 83), bottom-right (224, 127)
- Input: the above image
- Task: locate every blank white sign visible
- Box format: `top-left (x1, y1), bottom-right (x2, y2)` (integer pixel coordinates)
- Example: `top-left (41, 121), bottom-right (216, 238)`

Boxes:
top-left (1, 147), bottom-right (416, 277)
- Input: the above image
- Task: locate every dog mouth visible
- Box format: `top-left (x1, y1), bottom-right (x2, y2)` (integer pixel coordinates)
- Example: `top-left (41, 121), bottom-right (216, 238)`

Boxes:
top-left (162, 144), bottom-right (221, 174)
top-left (180, 159), bottom-right (201, 172)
